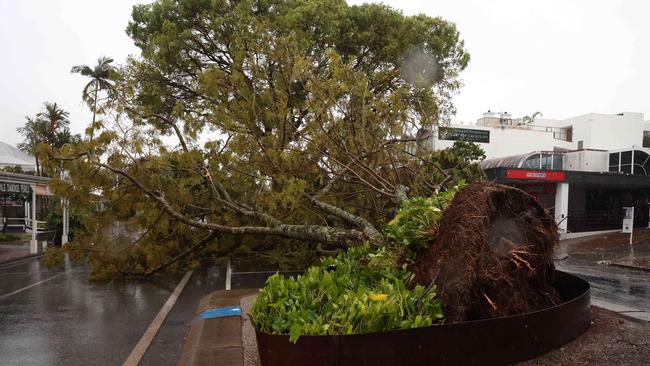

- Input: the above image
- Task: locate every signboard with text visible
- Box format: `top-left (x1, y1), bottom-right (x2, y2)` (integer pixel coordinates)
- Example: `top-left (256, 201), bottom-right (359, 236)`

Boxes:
top-left (438, 127), bottom-right (490, 143)
top-left (506, 170), bottom-right (565, 181)
top-left (0, 182), bottom-right (31, 194)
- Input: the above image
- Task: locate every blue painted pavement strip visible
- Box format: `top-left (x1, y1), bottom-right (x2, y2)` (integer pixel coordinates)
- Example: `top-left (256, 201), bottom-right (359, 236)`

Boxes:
top-left (193, 305), bottom-right (242, 322)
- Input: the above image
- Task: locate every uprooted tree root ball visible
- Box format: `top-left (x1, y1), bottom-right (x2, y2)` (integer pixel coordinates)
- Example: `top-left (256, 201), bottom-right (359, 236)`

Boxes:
top-left (410, 182), bottom-right (561, 323)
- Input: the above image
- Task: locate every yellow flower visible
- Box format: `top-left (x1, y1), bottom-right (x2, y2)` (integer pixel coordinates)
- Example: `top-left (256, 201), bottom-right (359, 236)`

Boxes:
top-left (369, 292), bottom-right (388, 301)
top-left (387, 213), bottom-right (401, 226)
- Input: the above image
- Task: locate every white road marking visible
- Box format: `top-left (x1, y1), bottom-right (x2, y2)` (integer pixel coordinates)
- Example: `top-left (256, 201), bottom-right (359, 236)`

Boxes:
top-left (123, 270), bottom-right (193, 366)
top-left (0, 270), bottom-right (70, 301)
top-left (226, 260), bottom-right (232, 291)
top-left (231, 270), bottom-right (303, 275)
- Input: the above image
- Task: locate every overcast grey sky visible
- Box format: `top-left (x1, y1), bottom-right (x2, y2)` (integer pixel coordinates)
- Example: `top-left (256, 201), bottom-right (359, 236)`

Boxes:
top-left (1, 0), bottom-right (649, 147)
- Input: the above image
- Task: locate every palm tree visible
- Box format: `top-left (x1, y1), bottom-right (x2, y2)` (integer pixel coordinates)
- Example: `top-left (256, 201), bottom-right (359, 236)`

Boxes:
top-left (70, 56), bottom-right (115, 127)
top-left (17, 116), bottom-right (46, 176)
top-left (53, 127), bottom-right (81, 148)
top-left (522, 111), bottom-right (542, 125)
top-left (37, 102), bottom-right (70, 144)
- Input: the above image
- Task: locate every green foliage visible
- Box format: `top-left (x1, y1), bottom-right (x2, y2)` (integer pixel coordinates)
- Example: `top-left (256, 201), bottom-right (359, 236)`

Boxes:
top-left (70, 56), bottom-right (116, 126)
top-left (0, 166), bottom-right (32, 174)
top-left (44, 0), bottom-right (475, 278)
top-left (16, 102), bottom-right (81, 177)
top-left (0, 233), bottom-right (22, 242)
top-left (250, 244), bottom-right (443, 342)
top-left (449, 141), bottom-right (486, 162)
top-left (45, 206), bottom-right (87, 244)
top-left (384, 182), bottom-right (464, 258)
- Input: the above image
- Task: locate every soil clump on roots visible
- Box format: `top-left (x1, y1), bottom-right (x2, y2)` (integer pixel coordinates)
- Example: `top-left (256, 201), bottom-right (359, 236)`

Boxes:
top-left (410, 182), bottom-right (561, 323)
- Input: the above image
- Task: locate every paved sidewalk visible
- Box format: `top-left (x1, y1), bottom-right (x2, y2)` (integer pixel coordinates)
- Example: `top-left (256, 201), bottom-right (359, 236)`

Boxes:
top-left (556, 231), bottom-right (650, 322)
top-left (180, 290), bottom-right (650, 366)
top-left (179, 243), bottom-right (650, 365)
top-left (0, 242), bottom-right (29, 264)
top-left (178, 289), bottom-right (257, 366)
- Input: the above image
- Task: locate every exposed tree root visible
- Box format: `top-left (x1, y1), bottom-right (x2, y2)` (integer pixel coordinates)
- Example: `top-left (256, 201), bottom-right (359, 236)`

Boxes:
top-left (410, 182), bottom-right (561, 323)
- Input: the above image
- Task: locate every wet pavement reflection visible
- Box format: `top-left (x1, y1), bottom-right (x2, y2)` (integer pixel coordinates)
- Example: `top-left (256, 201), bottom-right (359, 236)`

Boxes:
top-left (556, 231), bottom-right (650, 312)
top-left (0, 257), bottom-right (185, 365)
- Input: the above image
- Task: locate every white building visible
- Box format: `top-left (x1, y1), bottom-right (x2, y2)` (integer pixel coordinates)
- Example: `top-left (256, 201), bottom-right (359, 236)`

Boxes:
top-left (426, 111), bottom-right (647, 159)
top-left (425, 111), bottom-right (650, 237)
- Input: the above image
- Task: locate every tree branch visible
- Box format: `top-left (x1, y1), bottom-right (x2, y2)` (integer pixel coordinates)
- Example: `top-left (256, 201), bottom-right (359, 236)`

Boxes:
top-left (97, 162), bottom-right (363, 245)
top-left (143, 230), bottom-right (220, 278)
top-left (306, 195), bottom-right (383, 244)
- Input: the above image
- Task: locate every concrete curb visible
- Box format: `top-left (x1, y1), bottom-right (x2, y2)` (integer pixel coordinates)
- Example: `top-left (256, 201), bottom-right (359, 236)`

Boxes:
top-left (608, 262), bottom-right (650, 273)
top-left (178, 289), bottom-right (257, 366)
top-left (591, 299), bottom-right (650, 322)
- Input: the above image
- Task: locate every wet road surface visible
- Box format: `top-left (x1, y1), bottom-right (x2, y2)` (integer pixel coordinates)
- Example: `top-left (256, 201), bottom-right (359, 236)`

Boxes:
top-left (140, 266), bottom-right (225, 366)
top-left (0, 257), bottom-right (227, 365)
top-left (0, 254), bottom-right (301, 366)
top-left (557, 258), bottom-right (650, 311)
top-left (556, 232), bottom-right (650, 315)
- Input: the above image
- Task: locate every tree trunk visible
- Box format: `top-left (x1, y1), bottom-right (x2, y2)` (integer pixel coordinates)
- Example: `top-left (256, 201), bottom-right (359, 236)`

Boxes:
top-left (91, 81), bottom-right (99, 139)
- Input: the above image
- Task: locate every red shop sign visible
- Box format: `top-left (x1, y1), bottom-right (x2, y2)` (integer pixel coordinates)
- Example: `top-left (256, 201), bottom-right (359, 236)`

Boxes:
top-left (506, 169), bottom-right (565, 181)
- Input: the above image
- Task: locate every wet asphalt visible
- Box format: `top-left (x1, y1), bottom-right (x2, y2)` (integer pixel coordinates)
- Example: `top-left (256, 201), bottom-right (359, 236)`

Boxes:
top-left (556, 233), bottom-right (650, 312)
top-left (0, 257), bottom-right (228, 366)
top-left (140, 266), bottom-right (226, 366)
top-left (557, 258), bottom-right (650, 311)
top-left (0, 241), bottom-right (647, 366)
top-left (0, 254), bottom-right (294, 366)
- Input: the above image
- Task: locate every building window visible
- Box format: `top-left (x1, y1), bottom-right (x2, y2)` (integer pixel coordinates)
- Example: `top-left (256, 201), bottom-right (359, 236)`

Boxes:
top-left (644, 131), bottom-right (650, 148)
top-left (552, 154), bottom-right (563, 170)
top-left (609, 149), bottom-right (650, 175)
top-left (541, 154), bottom-right (553, 169)
top-left (522, 154), bottom-right (541, 169)
top-left (621, 151), bottom-right (632, 165)
top-left (621, 165), bottom-right (632, 174)
top-left (633, 150), bottom-right (650, 175)
top-left (609, 152), bottom-right (620, 172)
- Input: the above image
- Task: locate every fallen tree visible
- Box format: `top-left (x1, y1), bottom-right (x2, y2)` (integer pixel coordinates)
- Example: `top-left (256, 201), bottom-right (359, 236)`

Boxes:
top-left (41, 0), bottom-right (482, 279)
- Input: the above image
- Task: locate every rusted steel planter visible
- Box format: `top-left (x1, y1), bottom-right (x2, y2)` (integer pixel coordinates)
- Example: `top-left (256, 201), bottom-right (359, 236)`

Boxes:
top-left (255, 271), bottom-right (591, 366)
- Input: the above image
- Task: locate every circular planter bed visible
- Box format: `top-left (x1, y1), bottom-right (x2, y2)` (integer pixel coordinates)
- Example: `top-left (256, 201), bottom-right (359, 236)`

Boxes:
top-left (255, 271), bottom-right (591, 366)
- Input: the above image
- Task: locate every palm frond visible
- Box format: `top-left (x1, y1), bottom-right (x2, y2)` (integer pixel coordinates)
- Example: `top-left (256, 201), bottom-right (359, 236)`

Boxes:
top-left (82, 80), bottom-right (98, 107)
top-left (71, 65), bottom-right (94, 76)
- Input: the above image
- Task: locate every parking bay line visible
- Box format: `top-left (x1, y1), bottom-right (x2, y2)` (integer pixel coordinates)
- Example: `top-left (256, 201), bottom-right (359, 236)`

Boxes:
top-left (0, 270), bottom-right (71, 301)
top-left (123, 270), bottom-right (194, 366)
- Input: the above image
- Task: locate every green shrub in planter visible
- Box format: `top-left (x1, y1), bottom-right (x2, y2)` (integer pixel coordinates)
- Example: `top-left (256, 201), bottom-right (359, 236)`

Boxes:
top-left (250, 186), bottom-right (465, 342)
top-left (384, 182), bottom-right (464, 259)
top-left (251, 244), bottom-right (443, 342)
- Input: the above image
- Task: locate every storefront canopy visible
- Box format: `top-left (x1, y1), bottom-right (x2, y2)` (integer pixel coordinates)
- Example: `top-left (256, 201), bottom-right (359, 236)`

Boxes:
top-left (480, 151), bottom-right (564, 171)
